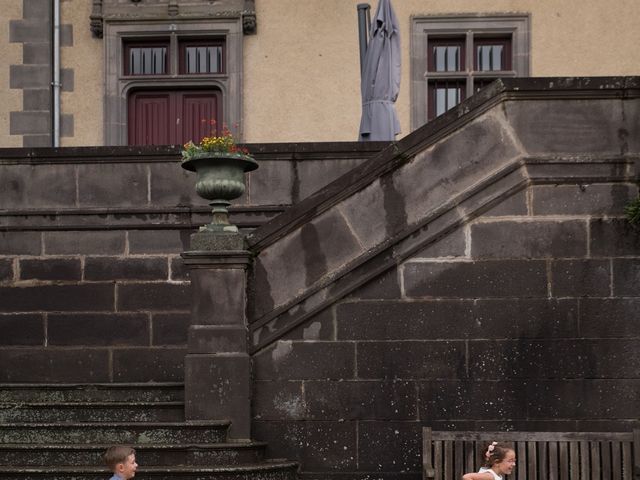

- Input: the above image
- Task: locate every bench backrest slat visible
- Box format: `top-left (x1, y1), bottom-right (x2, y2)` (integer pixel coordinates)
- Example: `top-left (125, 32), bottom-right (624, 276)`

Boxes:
top-left (422, 428), bottom-right (638, 480)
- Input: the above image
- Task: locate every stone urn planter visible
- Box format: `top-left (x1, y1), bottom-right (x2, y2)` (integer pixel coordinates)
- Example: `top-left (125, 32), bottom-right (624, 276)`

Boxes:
top-left (182, 151), bottom-right (258, 233)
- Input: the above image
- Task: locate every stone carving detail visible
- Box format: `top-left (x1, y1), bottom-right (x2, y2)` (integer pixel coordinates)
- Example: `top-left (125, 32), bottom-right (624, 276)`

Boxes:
top-left (90, 0), bottom-right (103, 38)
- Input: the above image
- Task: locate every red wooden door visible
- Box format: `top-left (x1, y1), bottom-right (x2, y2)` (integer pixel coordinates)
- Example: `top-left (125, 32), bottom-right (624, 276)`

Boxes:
top-left (128, 90), bottom-right (221, 146)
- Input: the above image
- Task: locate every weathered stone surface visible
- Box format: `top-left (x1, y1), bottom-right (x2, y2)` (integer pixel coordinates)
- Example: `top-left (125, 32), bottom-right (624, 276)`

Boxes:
top-left (305, 380), bottom-right (417, 420)
top-left (0, 164), bottom-right (76, 209)
top-left (0, 314), bottom-right (44, 345)
top-left (252, 380), bottom-right (305, 420)
top-left (0, 260), bottom-right (13, 283)
top-left (419, 380), bottom-right (527, 420)
top-left (357, 341), bottom-right (465, 379)
top-left (148, 162), bottom-right (196, 206)
top-left (189, 231), bottom-right (246, 251)
top-left (189, 268), bottom-right (245, 325)
top-left (280, 308), bottom-right (333, 341)
top-left (471, 220), bottom-right (588, 258)
top-left (187, 325), bottom-right (247, 353)
top-left (170, 256), bottom-right (189, 281)
top-left (48, 313), bottom-right (149, 346)
top-left (246, 160), bottom-right (294, 205)
top-left (253, 342), bottom-right (355, 380)
top-left (532, 184), bottom-right (637, 216)
top-left (590, 218), bottom-right (640, 257)
top-left (505, 98), bottom-right (627, 154)
top-left (22, 88), bottom-right (50, 109)
top-left (580, 298), bottom-right (640, 337)
top-left (612, 258), bottom-right (640, 296)
top-left (403, 260), bottom-right (548, 298)
top-left (347, 267), bottom-right (401, 300)
top-left (19, 258), bottom-right (82, 281)
top-left (252, 420), bottom-right (357, 471)
top-left (0, 232), bottom-right (41, 255)
top-left (0, 348), bottom-right (110, 382)
top-left (44, 231), bottom-right (125, 255)
top-left (412, 228), bottom-right (467, 259)
top-left (297, 159), bottom-right (364, 201)
top-left (84, 256), bottom-right (168, 281)
top-left (128, 229), bottom-right (190, 254)
top-left (113, 347), bottom-right (186, 382)
top-left (152, 312), bottom-right (189, 345)
top-left (468, 339), bottom-right (640, 379)
top-left (357, 421), bottom-right (422, 472)
top-left (482, 189), bottom-right (528, 217)
top-left (78, 163), bottom-right (148, 207)
top-left (551, 259), bottom-right (611, 297)
top-left (0, 284), bottom-right (114, 312)
top-left (9, 65), bottom-right (50, 90)
top-left (117, 283), bottom-right (190, 311)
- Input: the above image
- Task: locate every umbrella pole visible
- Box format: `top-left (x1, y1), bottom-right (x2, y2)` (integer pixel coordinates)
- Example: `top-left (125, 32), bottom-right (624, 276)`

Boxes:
top-left (357, 3), bottom-right (371, 74)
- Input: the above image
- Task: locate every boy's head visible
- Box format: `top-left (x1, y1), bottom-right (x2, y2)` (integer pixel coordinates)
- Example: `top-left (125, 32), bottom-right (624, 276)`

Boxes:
top-left (103, 446), bottom-right (137, 479)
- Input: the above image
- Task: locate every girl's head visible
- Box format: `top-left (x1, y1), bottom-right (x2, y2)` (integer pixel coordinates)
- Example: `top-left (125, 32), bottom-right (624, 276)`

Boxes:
top-left (483, 442), bottom-right (516, 475)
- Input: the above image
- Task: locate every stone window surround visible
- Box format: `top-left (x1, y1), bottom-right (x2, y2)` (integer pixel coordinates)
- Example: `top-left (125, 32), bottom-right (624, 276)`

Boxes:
top-left (411, 14), bottom-right (530, 130)
top-left (104, 19), bottom-right (243, 146)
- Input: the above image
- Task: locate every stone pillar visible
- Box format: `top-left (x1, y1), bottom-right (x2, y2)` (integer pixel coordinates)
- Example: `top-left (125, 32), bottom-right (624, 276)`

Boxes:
top-left (181, 232), bottom-right (251, 441)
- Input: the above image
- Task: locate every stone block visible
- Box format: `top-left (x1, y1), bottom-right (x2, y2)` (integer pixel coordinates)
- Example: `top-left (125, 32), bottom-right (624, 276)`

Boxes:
top-left (9, 65), bottom-right (50, 90)
top-left (188, 268), bottom-right (245, 325)
top-left (525, 380), bottom-right (640, 419)
top-left (149, 162), bottom-right (199, 206)
top-left (170, 256), bottom-right (189, 281)
top-left (394, 112), bottom-right (521, 227)
top-left (0, 284), bottom-right (114, 312)
top-left (48, 313), bottom-right (149, 346)
top-left (468, 339), bottom-right (640, 379)
top-left (580, 298), bottom-right (640, 337)
top-left (60, 24), bottom-right (73, 47)
top-left (23, 0), bottom-right (51, 19)
top-left (297, 159), bottom-right (363, 201)
top-left (23, 43), bottom-right (50, 64)
top-left (0, 314), bottom-right (44, 345)
top-left (0, 348), bottom-right (110, 382)
top-left (84, 256), bottom-right (168, 281)
top-left (482, 189), bottom-right (528, 217)
top-left (532, 184), bottom-right (637, 216)
top-left (403, 260), bottom-right (548, 298)
top-left (19, 258), bottom-right (82, 281)
top-left (252, 420), bottom-right (357, 471)
top-left (128, 229), bottom-right (190, 254)
top-left (61, 114), bottom-right (74, 137)
top-left (419, 380), bottom-right (527, 420)
top-left (60, 69), bottom-right (74, 92)
top-left (22, 135), bottom-right (51, 147)
top-left (117, 283), bottom-right (190, 312)
top-left (505, 99), bottom-right (626, 155)
top-left (305, 380), bottom-right (417, 420)
top-left (0, 260), bottom-right (13, 283)
top-left (189, 231), bottom-right (245, 251)
top-left (471, 220), bottom-right (587, 259)
top-left (9, 20), bottom-right (50, 43)
top-left (0, 164), bottom-right (76, 209)
top-left (252, 380), bottom-right (306, 420)
top-left (113, 347), bottom-right (186, 382)
top-left (78, 163), bottom-right (148, 207)
top-left (551, 259), bottom-right (611, 297)
top-left (246, 160), bottom-right (294, 205)
top-left (347, 266), bottom-right (401, 300)
top-left (152, 312), bottom-right (189, 345)
top-left (0, 232), bottom-right (41, 255)
top-left (590, 218), bottom-right (640, 257)
top-left (44, 231), bottom-right (125, 255)
top-left (185, 353), bottom-right (251, 439)
top-left (187, 325), bottom-right (247, 353)
top-left (357, 341), bottom-right (465, 379)
top-left (23, 88), bottom-right (50, 109)
top-left (357, 421), bottom-right (422, 472)
top-left (612, 258), bottom-right (640, 296)
top-left (253, 341), bottom-right (355, 380)
top-left (412, 228), bottom-right (467, 259)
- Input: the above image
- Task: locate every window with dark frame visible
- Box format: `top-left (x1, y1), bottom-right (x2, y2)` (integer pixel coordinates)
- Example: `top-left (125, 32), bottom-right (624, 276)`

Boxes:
top-left (411, 15), bottom-right (530, 128)
top-left (124, 40), bottom-right (169, 76)
top-left (179, 40), bottom-right (225, 74)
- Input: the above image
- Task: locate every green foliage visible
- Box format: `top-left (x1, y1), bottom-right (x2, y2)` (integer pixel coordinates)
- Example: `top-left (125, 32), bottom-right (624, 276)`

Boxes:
top-left (625, 195), bottom-right (640, 226)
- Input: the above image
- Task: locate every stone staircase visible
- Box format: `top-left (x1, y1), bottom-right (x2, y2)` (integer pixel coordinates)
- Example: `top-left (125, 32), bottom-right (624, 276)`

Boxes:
top-left (0, 383), bottom-right (298, 480)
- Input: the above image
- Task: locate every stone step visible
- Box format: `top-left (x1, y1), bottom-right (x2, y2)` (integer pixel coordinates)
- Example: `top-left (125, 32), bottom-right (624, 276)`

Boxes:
top-left (0, 383), bottom-right (184, 403)
top-left (0, 421), bottom-right (229, 444)
top-left (0, 443), bottom-right (267, 466)
top-left (0, 462), bottom-right (299, 480)
top-left (0, 402), bottom-right (185, 423)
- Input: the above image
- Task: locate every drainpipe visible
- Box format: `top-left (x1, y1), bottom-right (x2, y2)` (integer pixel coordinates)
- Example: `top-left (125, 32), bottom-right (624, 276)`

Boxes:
top-left (52, 0), bottom-right (61, 147)
top-left (357, 3), bottom-right (371, 74)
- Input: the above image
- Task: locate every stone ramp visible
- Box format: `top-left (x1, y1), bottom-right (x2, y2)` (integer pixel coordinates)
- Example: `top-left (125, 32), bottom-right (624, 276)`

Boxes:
top-left (0, 383), bottom-right (298, 480)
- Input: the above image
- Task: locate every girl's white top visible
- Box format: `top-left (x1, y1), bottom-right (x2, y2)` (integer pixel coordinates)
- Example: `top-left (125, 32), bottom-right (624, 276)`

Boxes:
top-left (478, 467), bottom-right (503, 480)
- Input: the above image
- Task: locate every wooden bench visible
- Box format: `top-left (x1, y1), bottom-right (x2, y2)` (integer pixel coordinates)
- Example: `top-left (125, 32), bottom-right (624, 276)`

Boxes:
top-left (422, 427), bottom-right (640, 480)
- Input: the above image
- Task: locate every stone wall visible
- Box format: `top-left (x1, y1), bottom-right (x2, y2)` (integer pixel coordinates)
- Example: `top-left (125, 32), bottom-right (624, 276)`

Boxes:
top-left (248, 79), bottom-right (640, 479)
top-left (0, 142), bottom-right (382, 382)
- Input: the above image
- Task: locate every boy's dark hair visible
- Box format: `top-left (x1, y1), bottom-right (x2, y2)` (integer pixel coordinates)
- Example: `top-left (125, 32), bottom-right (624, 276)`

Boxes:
top-left (102, 446), bottom-right (136, 471)
top-left (482, 442), bottom-right (514, 467)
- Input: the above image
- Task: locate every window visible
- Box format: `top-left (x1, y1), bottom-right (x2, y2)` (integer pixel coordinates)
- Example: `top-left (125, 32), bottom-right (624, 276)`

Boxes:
top-left (104, 20), bottom-right (243, 146)
top-left (411, 15), bottom-right (530, 128)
